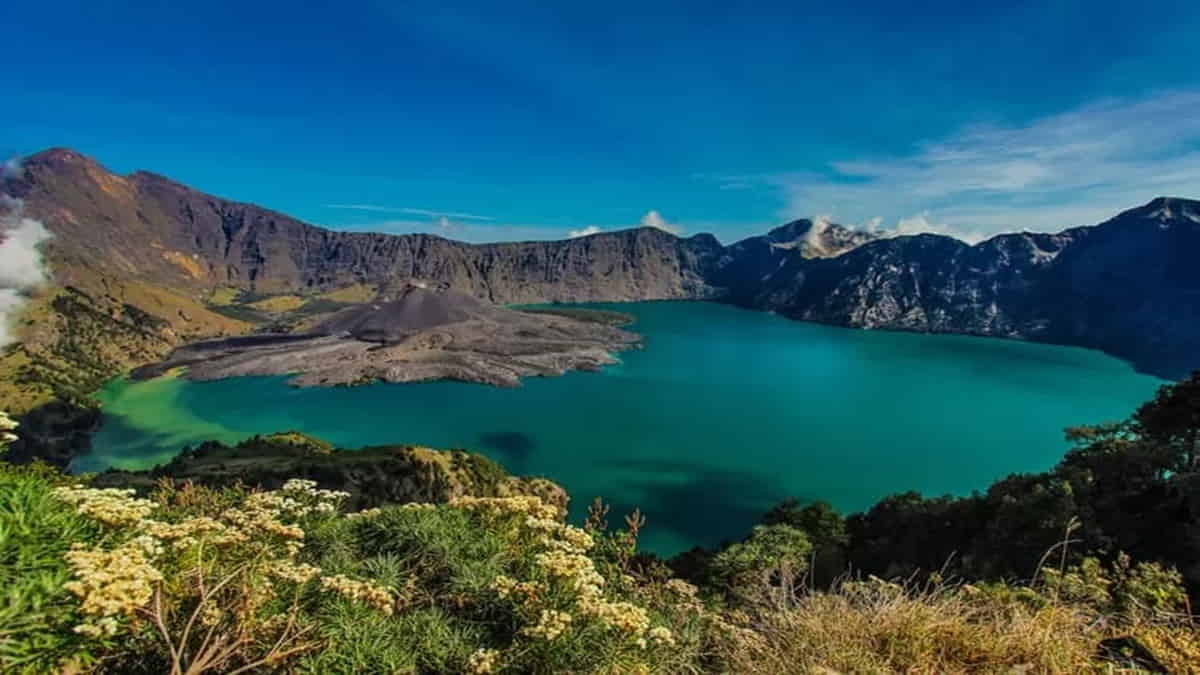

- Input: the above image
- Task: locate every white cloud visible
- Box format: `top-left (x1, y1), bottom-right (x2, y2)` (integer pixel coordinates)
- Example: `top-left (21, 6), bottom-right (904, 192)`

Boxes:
top-left (1, 156), bottom-right (24, 181)
top-left (891, 213), bottom-right (989, 244)
top-left (639, 210), bottom-right (683, 235)
top-left (733, 90), bottom-right (1200, 240)
top-left (801, 214), bottom-right (833, 248)
top-left (0, 290), bottom-right (28, 347)
top-left (334, 218), bottom-right (560, 243)
top-left (324, 204), bottom-right (493, 221)
top-left (0, 195), bottom-right (53, 346)
top-left (568, 225), bottom-right (602, 238)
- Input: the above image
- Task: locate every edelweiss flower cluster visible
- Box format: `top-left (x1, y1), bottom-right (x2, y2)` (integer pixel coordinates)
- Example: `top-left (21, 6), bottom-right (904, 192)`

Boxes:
top-left (648, 625), bottom-right (676, 647)
top-left (520, 609), bottom-right (573, 640)
top-left (466, 647), bottom-right (501, 674)
top-left (665, 578), bottom-right (699, 598)
top-left (578, 596), bottom-right (651, 636)
top-left (244, 479), bottom-right (349, 518)
top-left (0, 410), bottom-right (18, 446)
top-left (281, 478), bottom-right (349, 501)
top-left (52, 486), bottom-right (158, 526)
top-left (320, 574), bottom-right (395, 615)
top-left (550, 525), bottom-right (594, 553)
top-left (450, 495), bottom-right (559, 521)
top-left (489, 575), bottom-right (545, 602)
top-left (463, 494), bottom-right (676, 651)
top-left (220, 503), bottom-right (306, 549)
top-left (56, 479), bottom-right (398, 641)
top-left (346, 507), bottom-right (383, 519)
top-left (534, 549), bottom-right (596, 582)
top-left (142, 516), bottom-right (247, 550)
top-left (400, 502), bottom-right (436, 511)
top-left (268, 559), bottom-right (321, 584)
top-left (63, 536), bottom-right (165, 637)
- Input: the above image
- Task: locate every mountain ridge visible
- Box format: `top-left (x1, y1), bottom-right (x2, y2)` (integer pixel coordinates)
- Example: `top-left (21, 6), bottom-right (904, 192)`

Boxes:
top-left (5, 148), bottom-right (728, 304)
top-left (5, 148), bottom-right (1200, 384)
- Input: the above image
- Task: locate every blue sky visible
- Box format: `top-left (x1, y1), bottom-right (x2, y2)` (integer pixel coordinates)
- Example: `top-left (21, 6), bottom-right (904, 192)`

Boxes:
top-left (5, 0), bottom-right (1200, 243)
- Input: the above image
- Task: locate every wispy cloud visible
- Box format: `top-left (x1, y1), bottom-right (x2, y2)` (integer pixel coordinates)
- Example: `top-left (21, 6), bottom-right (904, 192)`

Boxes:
top-left (334, 218), bottom-right (559, 243)
top-left (333, 209), bottom-right (694, 244)
top-left (722, 90), bottom-right (1200, 241)
top-left (566, 211), bottom-right (685, 239)
top-left (0, 192), bottom-right (53, 347)
top-left (568, 225), bottom-right (602, 238)
top-left (323, 204), bottom-right (494, 221)
top-left (639, 210), bottom-right (683, 235)
top-left (1, 156), bottom-right (24, 181)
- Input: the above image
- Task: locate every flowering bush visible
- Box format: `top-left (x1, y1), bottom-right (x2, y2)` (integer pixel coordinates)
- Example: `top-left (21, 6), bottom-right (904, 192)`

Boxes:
top-left (0, 470), bottom-right (709, 673)
top-left (446, 494), bottom-right (705, 672)
top-left (50, 479), bottom-right (396, 673)
top-left (0, 411), bottom-right (18, 449)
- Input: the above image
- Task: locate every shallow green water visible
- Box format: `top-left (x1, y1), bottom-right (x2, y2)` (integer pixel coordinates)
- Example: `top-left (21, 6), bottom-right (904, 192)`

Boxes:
top-left (79, 301), bottom-right (1164, 555)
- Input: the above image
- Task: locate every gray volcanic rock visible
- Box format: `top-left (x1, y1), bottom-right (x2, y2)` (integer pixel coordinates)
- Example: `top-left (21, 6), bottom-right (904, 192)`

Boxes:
top-left (142, 287), bottom-right (641, 387)
top-left (314, 285), bottom-right (504, 340)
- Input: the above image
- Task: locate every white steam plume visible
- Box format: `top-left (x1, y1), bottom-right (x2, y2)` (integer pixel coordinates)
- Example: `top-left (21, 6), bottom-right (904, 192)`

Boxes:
top-left (801, 214), bottom-right (834, 251)
top-left (568, 225), bottom-right (602, 238)
top-left (640, 210), bottom-right (683, 235)
top-left (0, 188), bottom-right (53, 347)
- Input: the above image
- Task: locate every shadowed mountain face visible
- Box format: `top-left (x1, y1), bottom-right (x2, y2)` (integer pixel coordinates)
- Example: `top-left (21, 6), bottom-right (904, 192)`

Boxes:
top-left (5, 147), bottom-right (1200, 379)
top-left (742, 198), bottom-right (1200, 378)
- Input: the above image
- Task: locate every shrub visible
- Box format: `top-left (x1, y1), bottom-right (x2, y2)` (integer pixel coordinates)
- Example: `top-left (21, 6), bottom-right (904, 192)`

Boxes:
top-left (709, 524), bottom-right (812, 604)
top-left (15, 472), bottom-right (707, 673)
top-left (49, 479), bottom-right (395, 674)
top-left (0, 464), bottom-right (101, 672)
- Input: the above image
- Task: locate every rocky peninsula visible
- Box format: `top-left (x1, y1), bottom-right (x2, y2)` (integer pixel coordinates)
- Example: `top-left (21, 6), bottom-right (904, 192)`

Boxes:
top-left (133, 285), bottom-right (639, 388)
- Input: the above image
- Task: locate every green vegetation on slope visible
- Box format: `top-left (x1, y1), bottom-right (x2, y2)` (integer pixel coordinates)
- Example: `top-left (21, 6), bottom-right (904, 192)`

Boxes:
top-left (835, 372), bottom-right (1200, 597)
top-left (515, 307), bottom-right (636, 326)
top-left (92, 432), bottom-right (568, 513)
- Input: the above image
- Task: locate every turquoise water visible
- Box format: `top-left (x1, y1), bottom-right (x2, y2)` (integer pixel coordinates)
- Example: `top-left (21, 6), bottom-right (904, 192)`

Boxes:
top-left (79, 301), bottom-right (1165, 555)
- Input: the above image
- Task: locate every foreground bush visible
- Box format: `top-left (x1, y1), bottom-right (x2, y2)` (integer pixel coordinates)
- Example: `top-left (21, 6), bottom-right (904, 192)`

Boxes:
top-left (0, 462), bottom-right (101, 670)
top-left (1, 464), bottom-right (705, 674)
top-left (713, 571), bottom-right (1199, 673)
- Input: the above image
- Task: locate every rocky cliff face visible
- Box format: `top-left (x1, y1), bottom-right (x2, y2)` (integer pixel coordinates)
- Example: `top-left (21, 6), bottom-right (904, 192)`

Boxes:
top-left (5, 148), bottom-right (1200, 383)
top-left (738, 198), bottom-right (1200, 378)
top-left (3, 149), bottom-right (726, 304)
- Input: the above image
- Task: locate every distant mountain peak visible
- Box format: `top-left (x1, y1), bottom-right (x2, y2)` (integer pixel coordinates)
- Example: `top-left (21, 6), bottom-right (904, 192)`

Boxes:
top-left (1117, 196), bottom-right (1200, 224)
top-left (763, 217), bottom-right (882, 258)
top-left (24, 147), bottom-right (99, 168)
top-left (1144, 197), bottom-right (1200, 224)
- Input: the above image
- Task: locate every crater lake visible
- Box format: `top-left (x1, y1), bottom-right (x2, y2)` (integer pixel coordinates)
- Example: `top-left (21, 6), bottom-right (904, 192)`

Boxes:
top-left (77, 301), bottom-right (1164, 554)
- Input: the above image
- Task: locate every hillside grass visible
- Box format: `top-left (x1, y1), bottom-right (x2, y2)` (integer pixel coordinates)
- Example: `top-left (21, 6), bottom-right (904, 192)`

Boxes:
top-left (317, 283), bottom-right (378, 304)
top-left (246, 294), bottom-right (307, 314)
